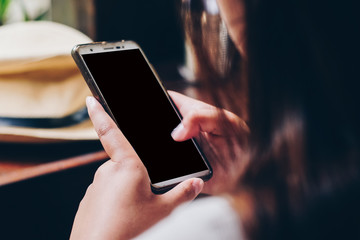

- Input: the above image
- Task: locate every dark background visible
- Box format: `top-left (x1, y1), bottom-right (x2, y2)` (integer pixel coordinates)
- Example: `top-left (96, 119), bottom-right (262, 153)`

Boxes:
top-left (0, 141), bottom-right (105, 240)
top-left (95, 0), bottom-right (185, 66)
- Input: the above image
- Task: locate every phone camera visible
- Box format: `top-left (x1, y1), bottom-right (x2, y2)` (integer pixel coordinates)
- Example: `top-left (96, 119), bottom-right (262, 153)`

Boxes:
top-left (90, 49), bottom-right (93, 52)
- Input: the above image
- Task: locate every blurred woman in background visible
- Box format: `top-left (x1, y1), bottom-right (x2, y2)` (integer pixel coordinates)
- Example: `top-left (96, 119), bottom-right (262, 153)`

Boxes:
top-left (70, 0), bottom-right (360, 239)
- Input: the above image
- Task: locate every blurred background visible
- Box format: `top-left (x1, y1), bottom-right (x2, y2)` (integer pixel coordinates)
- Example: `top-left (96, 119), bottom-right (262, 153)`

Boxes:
top-left (96, 0), bottom-right (184, 65)
top-left (0, 0), bottom-right (186, 239)
top-left (0, 0), bottom-right (185, 66)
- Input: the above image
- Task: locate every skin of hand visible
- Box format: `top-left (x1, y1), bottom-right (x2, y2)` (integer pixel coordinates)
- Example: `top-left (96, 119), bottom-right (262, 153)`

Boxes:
top-left (169, 91), bottom-right (249, 195)
top-left (70, 96), bottom-right (204, 240)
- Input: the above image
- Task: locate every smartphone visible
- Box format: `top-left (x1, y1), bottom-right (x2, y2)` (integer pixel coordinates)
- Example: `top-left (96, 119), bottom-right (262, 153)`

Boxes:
top-left (72, 40), bottom-right (212, 193)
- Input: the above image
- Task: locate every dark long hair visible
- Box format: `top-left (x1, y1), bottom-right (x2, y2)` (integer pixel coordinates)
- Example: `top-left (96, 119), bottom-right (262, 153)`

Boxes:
top-left (242, 0), bottom-right (360, 238)
top-left (183, 0), bottom-right (360, 239)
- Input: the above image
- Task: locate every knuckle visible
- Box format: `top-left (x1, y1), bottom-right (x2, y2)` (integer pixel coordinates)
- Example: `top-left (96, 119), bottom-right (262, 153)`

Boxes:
top-left (112, 156), bottom-right (146, 174)
top-left (96, 122), bottom-right (114, 139)
top-left (186, 108), bottom-right (216, 123)
top-left (83, 184), bottom-right (93, 196)
top-left (180, 182), bottom-right (195, 199)
top-left (126, 160), bottom-right (146, 176)
top-left (94, 160), bottom-right (111, 179)
top-left (187, 109), bottom-right (201, 121)
top-left (94, 166), bottom-right (105, 180)
top-left (183, 110), bottom-right (202, 128)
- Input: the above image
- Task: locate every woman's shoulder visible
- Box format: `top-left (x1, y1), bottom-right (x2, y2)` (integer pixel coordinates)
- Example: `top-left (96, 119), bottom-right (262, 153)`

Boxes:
top-left (134, 196), bottom-right (244, 240)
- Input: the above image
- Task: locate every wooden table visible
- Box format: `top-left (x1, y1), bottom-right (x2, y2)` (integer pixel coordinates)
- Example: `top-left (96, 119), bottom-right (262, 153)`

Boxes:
top-left (0, 141), bottom-right (107, 186)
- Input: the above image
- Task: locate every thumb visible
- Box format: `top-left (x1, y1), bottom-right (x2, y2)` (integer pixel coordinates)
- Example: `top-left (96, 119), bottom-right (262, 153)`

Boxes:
top-left (163, 178), bottom-right (204, 208)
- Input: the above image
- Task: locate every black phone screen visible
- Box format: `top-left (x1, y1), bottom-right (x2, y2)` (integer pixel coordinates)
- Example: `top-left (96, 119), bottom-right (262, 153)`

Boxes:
top-left (82, 49), bottom-right (209, 184)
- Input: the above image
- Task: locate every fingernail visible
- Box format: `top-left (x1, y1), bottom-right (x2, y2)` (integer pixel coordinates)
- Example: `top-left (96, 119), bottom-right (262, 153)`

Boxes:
top-left (171, 123), bottom-right (184, 140)
top-left (192, 178), bottom-right (204, 195)
top-left (86, 96), bottom-right (96, 108)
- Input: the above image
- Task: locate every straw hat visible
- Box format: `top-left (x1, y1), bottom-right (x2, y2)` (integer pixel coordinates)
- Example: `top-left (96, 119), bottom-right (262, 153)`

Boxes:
top-left (0, 21), bottom-right (98, 142)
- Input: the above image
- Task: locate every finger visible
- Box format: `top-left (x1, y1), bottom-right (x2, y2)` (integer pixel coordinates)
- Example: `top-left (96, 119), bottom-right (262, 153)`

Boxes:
top-left (171, 108), bottom-right (221, 141)
top-left (171, 108), bottom-right (250, 142)
top-left (86, 96), bottom-right (137, 161)
top-left (162, 178), bottom-right (204, 208)
top-left (169, 91), bottom-right (248, 132)
top-left (168, 91), bottom-right (214, 116)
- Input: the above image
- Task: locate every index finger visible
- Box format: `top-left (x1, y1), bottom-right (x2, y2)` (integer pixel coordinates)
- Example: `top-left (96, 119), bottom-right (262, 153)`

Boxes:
top-left (168, 91), bottom-right (214, 116)
top-left (86, 96), bottom-right (138, 161)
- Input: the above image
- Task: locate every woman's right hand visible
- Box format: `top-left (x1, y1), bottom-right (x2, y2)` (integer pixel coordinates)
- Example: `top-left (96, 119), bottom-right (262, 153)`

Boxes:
top-left (70, 96), bottom-right (204, 240)
top-left (169, 91), bottom-right (249, 195)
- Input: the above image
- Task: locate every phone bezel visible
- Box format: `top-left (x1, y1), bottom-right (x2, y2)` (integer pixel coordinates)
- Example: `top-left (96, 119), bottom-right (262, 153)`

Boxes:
top-left (71, 40), bottom-right (212, 193)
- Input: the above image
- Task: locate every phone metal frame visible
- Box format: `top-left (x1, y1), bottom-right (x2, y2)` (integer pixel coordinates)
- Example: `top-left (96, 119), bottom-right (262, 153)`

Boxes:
top-left (71, 40), bottom-right (212, 194)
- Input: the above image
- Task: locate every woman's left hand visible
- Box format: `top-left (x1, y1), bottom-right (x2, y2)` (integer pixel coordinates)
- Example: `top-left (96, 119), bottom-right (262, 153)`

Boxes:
top-left (70, 96), bottom-right (204, 240)
top-left (169, 91), bottom-right (249, 195)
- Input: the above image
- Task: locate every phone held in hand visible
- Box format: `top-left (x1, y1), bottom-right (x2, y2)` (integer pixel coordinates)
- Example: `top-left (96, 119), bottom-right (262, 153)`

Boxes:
top-left (71, 40), bottom-right (212, 194)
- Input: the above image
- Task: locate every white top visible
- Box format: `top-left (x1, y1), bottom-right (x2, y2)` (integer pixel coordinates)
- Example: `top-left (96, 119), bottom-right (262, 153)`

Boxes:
top-left (134, 196), bottom-right (244, 240)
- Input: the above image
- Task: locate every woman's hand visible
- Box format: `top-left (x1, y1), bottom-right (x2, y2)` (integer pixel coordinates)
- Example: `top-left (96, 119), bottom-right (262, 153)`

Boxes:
top-left (169, 91), bottom-right (249, 195)
top-left (70, 96), bottom-right (204, 240)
